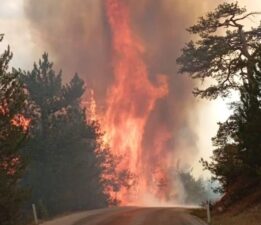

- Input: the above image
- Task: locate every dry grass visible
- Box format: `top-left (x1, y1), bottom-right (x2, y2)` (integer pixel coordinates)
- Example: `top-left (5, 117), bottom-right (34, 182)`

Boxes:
top-left (211, 211), bottom-right (261, 225)
top-left (190, 184), bottom-right (261, 225)
top-left (190, 206), bottom-right (261, 225)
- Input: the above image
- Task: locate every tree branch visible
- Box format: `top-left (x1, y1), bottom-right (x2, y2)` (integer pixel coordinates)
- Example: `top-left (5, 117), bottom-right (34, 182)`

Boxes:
top-left (234, 12), bottom-right (261, 22)
top-left (0, 34), bottom-right (4, 41)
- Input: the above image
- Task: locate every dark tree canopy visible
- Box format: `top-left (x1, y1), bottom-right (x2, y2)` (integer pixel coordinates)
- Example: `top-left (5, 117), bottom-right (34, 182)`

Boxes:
top-left (20, 54), bottom-right (109, 217)
top-left (0, 36), bottom-right (29, 225)
top-left (98, 148), bottom-right (135, 205)
top-left (177, 2), bottom-right (261, 100)
top-left (178, 2), bottom-right (261, 198)
top-left (19, 54), bottom-right (132, 218)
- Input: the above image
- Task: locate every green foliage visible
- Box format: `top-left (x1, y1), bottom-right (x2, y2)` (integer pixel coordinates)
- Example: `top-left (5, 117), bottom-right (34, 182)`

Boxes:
top-left (201, 145), bottom-right (243, 193)
top-left (20, 54), bottom-right (108, 217)
top-left (177, 2), bottom-right (261, 195)
top-left (236, 91), bottom-right (261, 173)
top-left (0, 36), bottom-right (29, 225)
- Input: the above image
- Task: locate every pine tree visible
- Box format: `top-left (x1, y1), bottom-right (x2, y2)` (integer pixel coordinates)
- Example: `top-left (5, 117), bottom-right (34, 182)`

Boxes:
top-left (0, 36), bottom-right (29, 225)
top-left (20, 54), bottom-right (108, 217)
top-left (177, 2), bottom-right (261, 195)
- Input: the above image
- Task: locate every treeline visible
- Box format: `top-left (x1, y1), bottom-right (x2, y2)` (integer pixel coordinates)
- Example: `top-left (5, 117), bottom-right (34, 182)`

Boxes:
top-left (0, 38), bottom-right (129, 225)
top-left (178, 170), bottom-right (208, 205)
top-left (20, 53), bottom-right (109, 218)
top-left (177, 2), bottom-right (261, 208)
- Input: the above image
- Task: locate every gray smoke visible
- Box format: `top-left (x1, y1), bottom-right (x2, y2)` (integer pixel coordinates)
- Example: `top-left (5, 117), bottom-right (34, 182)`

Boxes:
top-left (24, 0), bottom-right (220, 199)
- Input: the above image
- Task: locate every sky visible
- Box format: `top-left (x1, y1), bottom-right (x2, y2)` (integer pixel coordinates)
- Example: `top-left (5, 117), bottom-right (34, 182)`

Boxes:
top-left (1, 0), bottom-right (261, 178)
top-left (192, 0), bottom-right (261, 176)
top-left (0, 0), bottom-right (37, 69)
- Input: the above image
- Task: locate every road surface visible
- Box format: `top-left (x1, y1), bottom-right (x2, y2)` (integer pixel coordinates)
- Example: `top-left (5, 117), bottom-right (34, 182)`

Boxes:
top-left (42, 207), bottom-right (206, 225)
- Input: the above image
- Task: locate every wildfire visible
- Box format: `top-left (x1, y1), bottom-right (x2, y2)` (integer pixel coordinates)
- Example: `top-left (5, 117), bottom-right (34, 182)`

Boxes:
top-left (83, 89), bottom-right (98, 122)
top-left (0, 102), bottom-right (30, 132)
top-left (11, 114), bottom-right (31, 132)
top-left (0, 156), bottom-right (21, 176)
top-left (102, 0), bottom-right (169, 204)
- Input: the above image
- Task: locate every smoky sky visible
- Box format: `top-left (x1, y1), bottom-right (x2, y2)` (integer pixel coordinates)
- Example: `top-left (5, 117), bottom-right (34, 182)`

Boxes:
top-left (24, 0), bottom-right (218, 169)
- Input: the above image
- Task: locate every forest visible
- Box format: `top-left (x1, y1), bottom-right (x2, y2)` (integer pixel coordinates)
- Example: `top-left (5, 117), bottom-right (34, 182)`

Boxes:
top-left (0, 1), bottom-right (261, 225)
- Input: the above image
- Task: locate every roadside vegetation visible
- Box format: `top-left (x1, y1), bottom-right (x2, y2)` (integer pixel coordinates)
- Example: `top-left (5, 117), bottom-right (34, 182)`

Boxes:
top-left (1, 1), bottom-right (261, 225)
top-left (0, 38), bottom-right (131, 225)
top-left (0, 34), bottom-right (29, 225)
top-left (190, 204), bottom-right (261, 225)
top-left (178, 0), bottom-right (261, 219)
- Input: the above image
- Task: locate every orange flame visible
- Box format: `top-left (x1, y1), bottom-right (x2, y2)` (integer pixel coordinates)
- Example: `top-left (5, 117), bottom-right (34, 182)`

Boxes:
top-left (0, 102), bottom-right (30, 132)
top-left (11, 114), bottom-right (31, 132)
top-left (103, 0), bottom-right (169, 204)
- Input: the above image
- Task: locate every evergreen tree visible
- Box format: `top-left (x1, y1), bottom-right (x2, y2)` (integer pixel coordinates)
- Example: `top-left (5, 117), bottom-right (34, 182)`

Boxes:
top-left (97, 148), bottom-right (135, 205)
top-left (177, 2), bottom-right (261, 194)
top-left (0, 35), bottom-right (29, 225)
top-left (178, 170), bottom-right (207, 204)
top-left (20, 54), bottom-right (108, 217)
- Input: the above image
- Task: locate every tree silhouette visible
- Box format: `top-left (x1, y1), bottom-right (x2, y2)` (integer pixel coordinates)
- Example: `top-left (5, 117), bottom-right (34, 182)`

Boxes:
top-left (177, 2), bottom-right (261, 196)
top-left (0, 36), bottom-right (29, 225)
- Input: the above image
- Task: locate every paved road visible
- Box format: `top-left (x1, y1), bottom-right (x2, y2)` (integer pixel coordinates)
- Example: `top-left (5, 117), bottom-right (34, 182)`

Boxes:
top-left (42, 207), bottom-right (206, 225)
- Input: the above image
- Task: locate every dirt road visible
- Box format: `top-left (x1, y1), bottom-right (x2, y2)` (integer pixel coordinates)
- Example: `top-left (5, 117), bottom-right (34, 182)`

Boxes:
top-left (42, 207), bottom-right (206, 225)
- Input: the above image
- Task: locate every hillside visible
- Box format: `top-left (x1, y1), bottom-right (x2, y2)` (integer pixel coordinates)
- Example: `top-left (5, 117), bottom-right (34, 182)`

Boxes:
top-left (191, 185), bottom-right (261, 225)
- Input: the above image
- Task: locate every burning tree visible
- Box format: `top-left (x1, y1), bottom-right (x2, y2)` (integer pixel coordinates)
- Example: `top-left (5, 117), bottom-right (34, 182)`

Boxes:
top-left (0, 35), bottom-right (30, 225)
top-left (96, 148), bottom-right (136, 205)
top-left (177, 2), bottom-right (261, 197)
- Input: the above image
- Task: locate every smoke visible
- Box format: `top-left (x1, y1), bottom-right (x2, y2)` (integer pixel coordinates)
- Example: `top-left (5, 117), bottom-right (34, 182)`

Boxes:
top-left (24, 0), bottom-right (218, 205)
